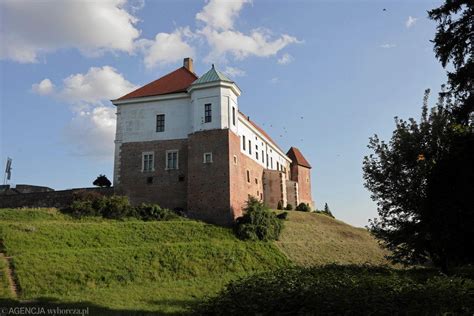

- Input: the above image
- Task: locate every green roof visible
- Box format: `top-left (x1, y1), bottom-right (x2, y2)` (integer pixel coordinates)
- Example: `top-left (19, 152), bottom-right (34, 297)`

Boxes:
top-left (192, 65), bottom-right (234, 85)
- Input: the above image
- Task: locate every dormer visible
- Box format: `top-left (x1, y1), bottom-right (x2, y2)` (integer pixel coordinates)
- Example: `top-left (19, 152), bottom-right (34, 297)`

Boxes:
top-left (188, 65), bottom-right (241, 134)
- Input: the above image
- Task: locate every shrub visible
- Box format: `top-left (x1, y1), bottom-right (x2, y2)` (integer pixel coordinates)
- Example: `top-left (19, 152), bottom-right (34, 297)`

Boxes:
top-left (234, 197), bottom-right (283, 241)
top-left (70, 200), bottom-right (97, 217)
top-left (135, 203), bottom-right (180, 221)
top-left (285, 204), bottom-right (293, 210)
top-left (296, 203), bottom-right (311, 212)
top-left (195, 265), bottom-right (474, 315)
top-left (276, 212), bottom-right (288, 220)
top-left (70, 190), bottom-right (105, 217)
top-left (100, 195), bottom-right (132, 219)
top-left (277, 201), bottom-right (283, 210)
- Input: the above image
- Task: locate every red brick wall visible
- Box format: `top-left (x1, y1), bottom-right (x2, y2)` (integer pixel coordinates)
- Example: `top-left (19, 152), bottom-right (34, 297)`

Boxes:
top-left (187, 129), bottom-right (233, 225)
top-left (229, 132), bottom-right (265, 219)
top-left (296, 165), bottom-right (313, 206)
top-left (117, 139), bottom-right (188, 210)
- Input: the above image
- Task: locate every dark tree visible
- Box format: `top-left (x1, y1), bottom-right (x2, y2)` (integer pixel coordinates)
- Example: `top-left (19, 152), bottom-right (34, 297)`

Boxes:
top-left (428, 0), bottom-right (473, 123)
top-left (363, 90), bottom-right (474, 273)
top-left (93, 174), bottom-right (112, 188)
top-left (323, 203), bottom-right (334, 218)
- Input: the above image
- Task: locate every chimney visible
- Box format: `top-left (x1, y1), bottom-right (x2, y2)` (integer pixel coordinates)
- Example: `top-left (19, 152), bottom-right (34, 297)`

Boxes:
top-left (183, 57), bottom-right (194, 73)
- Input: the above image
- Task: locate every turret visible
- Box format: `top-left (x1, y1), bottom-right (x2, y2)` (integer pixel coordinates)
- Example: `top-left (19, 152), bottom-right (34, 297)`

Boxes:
top-left (188, 65), bottom-right (241, 134)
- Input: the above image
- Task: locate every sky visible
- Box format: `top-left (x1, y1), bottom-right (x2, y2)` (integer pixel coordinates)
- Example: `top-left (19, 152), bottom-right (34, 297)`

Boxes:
top-left (0, 0), bottom-right (447, 227)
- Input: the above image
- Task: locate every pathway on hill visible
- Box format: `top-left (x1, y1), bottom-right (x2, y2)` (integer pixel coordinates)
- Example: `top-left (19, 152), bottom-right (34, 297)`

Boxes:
top-left (0, 240), bottom-right (20, 298)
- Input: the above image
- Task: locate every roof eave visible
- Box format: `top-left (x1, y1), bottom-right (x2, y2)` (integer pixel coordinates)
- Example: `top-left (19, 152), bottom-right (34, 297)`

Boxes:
top-left (111, 92), bottom-right (190, 105)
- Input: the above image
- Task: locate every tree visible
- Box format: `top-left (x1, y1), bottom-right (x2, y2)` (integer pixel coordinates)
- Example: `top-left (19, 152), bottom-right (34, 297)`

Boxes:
top-left (93, 174), bottom-right (112, 188)
top-left (323, 203), bottom-right (334, 218)
top-left (363, 90), bottom-right (474, 273)
top-left (428, 0), bottom-right (473, 123)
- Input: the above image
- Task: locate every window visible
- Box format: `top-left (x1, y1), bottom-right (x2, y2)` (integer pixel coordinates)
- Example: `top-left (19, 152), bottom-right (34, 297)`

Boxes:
top-left (256, 150), bottom-right (259, 160)
top-left (233, 155), bottom-right (237, 165)
top-left (179, 175), bottom-right (185, 182)
top-left (203, 152), bottom-right (213, 163)
top-left (271, 157), bottom-right (273, 169)
top-left (232, 107), bottom-right (236, 126)
top-left (255, 178), bottom-right (258, 184)
top-left (246, 170), bottom-right (250, 183)
top-left (166, 150), bottom-right (179, 170)
top-left (243, 135), bottom-right (246, 150)
top-left (249, 140), bottom-right (252, 154)
top-left (262, 150), bottom-right (265, 163)
top-left (204, 103), bottom-right (212, 123)
top-left (146, 176), bottom-right (153, 184)
top-left (277, 162), bottom-right (280, 171)
top-left (156, 114), bottom-right (165, 132)
top-left (142, 152), bottom-right (154, 172)
top-left (266, 154), bottom-right (269, 167)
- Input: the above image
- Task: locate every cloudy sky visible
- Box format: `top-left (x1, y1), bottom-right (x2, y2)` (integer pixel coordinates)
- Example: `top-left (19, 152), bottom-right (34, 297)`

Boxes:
top-left (0, 0), bottom-right (446, 227)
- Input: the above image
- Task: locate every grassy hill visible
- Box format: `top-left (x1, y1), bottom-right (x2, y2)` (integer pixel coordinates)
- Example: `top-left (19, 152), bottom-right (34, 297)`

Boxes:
top-left (0, 208), bottom-right (389, 314)
top-left (275, 211), bottom-right (390, 266)
top-left (0, 208), bottom-right (289, 314)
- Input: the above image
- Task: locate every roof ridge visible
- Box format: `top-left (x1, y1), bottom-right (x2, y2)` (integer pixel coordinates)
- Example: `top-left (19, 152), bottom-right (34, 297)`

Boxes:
top-left (116, 66), bottom-right (198, 101)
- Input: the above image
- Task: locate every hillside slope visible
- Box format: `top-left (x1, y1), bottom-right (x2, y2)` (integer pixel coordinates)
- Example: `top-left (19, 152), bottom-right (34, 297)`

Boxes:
top-left (0, 208), bottom-right (289, 314)
top-left (275, 211), bottom-right (390, 266)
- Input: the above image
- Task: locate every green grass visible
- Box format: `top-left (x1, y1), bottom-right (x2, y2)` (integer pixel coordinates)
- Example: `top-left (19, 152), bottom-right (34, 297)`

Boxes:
top-left (275, 211), bottom-right (391, 266)
top-left (0, 208), bottom-right (290, 314)
top-left (0, 208), bottom-right (393, 314)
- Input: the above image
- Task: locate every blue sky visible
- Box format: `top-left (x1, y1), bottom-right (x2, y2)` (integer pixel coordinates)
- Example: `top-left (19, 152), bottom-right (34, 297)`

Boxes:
top-left (0, 0), bottom-right (446, 227)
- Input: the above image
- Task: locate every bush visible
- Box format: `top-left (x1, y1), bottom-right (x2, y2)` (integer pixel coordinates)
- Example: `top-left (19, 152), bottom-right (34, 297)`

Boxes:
top-left (234, 197), bottom-right (284, 241)
top-left (276, 212), bottom-right (288, 220)
top-left (296, 203), bottom-right (311, 212)
top-left (285, 204), bottom-right (293, 210)
top-left (135, 203), bottom-right (180, 221)
top-left (195, 265), bottom-right (474, 315)
top-left (100, 195), bottom-right (133, 219)
top-left (70, 200), bottom-right (97, 217)
top-left (277, 201), bottom-right (283, 210)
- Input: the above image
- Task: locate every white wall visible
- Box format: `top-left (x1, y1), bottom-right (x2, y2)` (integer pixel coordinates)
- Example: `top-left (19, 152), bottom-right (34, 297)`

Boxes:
top-left (237, 115), bottom-right (291, 171)
top-left (190, 85), bottom-right (239, 134)
top-left (116, 97), bottom-right (191, 143)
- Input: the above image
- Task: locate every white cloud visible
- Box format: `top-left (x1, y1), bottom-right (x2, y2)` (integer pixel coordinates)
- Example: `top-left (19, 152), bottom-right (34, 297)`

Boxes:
top-left (196, 0), bottom-right (300, 62)
top-left (32, 79), bottom-right (54, 95)
top-left (33, 66), bottom-right (136, 158)
top-left (277, 53), bottom-right (294, 65)
top-left (59, 66), bottom-right (137, 104)
top-left (65, 106), bottom-right (116, 158)
top-left (380, 43), bottom-right (396, 49)
top-left (224, 66), bottom-right (246, 77)
top-left (201, 27), bottom-right (300, 61)
top-left (406, 16), bottom-right (417, 29)
top-left (139, 27), bottom-right (195, 69)
top-left (0, 0), bottom-right (140, 63)
top-left (196, 0), bottom-right (251, 31)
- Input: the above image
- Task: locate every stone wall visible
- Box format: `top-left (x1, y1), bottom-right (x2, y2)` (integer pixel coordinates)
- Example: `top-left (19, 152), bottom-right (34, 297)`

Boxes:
top-left (229, 131), bottom-right (265, 219)
top-left (0, 187), bottom-right (114, 209)
top-left (187, 129), bottom-right (233, 226)
top-left (263, 170), bottom-right (287, 209)
top-left (116, 139), bottom-right (188, 210)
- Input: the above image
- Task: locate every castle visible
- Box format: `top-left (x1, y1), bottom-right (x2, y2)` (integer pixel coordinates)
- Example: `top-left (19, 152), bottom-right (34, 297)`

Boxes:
top-left (112, 58), bottom-right (313, 225)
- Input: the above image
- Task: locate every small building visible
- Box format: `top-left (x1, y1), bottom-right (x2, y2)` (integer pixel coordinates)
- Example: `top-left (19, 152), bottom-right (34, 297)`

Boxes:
top-left (112, 58), bottom-right (314, 225)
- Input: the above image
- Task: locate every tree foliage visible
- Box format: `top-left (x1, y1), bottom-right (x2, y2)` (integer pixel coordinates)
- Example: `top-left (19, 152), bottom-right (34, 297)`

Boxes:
top-left (428, 0), bottom-right (473, 123)
top-left (93, 174), bottom-right (112, 187)
top-left (234, 196), bottom-right (284, 241)
top-left (363, 90), bottom-right (474, 272)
